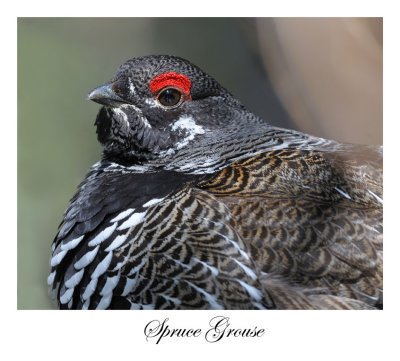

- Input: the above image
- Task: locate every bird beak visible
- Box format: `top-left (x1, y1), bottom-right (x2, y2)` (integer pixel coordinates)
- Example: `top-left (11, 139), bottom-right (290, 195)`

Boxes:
top-left (87, 83), bottom-right (125, 106)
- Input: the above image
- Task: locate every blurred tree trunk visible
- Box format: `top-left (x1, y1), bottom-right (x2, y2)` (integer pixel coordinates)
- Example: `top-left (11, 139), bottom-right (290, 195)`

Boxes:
top-left (256, 18), bottom-right (382, 145)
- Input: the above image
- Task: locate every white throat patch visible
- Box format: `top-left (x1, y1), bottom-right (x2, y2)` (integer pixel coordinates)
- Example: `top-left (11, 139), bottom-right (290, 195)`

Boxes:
top-left (128, 78), bottom-right (136, 95)
top-left (171, 116), bottom-right (205, 149)
top-left (111, 104), bottom-right (152, 129)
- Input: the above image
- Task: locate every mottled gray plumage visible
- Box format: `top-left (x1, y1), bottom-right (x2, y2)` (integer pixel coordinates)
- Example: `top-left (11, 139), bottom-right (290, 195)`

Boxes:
top-left (48, 55), bottom-right (382, 310)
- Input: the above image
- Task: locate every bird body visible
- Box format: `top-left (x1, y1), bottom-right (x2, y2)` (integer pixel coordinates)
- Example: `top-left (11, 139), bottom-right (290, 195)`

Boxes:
top-left (48, 55), bottom-right (382, 310)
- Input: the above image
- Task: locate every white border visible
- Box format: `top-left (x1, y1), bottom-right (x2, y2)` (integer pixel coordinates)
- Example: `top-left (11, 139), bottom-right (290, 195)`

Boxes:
top-left (5, 0), bottom-right (399, 360)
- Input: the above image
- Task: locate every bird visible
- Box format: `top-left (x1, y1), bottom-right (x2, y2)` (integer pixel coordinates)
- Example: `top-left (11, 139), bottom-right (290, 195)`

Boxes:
top-left (48, 55), bottom-right (383, 310)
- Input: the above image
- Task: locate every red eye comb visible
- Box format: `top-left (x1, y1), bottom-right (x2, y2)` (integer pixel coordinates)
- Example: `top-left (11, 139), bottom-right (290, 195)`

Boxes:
top-left (149, 72), bottom-right (191, 96)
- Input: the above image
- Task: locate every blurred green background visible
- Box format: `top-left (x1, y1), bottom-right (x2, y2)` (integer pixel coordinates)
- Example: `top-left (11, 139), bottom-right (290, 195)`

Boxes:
top-left (18, 18), bottom-right (382, 310)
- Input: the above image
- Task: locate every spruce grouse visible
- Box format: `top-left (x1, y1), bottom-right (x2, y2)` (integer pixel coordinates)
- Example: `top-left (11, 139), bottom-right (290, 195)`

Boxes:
top-left (48, 55), bottom-right (383, 310)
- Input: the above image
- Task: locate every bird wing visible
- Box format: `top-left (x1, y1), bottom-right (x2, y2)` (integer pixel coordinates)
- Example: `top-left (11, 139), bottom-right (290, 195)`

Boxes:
top-left (200, 146), bottom-right (383, 309)
top-left (49, 146), bottom-right (382, 310)
top-left (48, 164), bottom-right (274, 310)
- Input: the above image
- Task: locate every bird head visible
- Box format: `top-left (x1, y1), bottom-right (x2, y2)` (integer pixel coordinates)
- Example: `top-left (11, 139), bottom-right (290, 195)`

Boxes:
top-left (88, 55), bottom-right (247, 162)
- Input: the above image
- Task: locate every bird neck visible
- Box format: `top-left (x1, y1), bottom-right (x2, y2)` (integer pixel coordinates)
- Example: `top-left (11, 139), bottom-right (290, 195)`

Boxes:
top-left (148, 121), bottom-right (341, 175)
top-left (100, 110), bottom-right (342, 175)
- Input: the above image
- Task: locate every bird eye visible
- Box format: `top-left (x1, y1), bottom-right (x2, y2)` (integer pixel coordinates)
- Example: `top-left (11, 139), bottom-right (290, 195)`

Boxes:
top-left (157, 87), bottom-right (183, 107)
